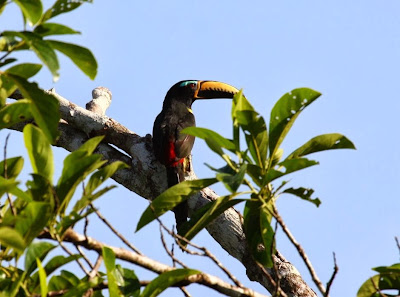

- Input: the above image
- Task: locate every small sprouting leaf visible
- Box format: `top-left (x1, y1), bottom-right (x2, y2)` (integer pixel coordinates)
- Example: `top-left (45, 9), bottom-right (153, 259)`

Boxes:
top-left (179, 194), bottom-right (245, 241)
top-left (36, 258), bottom-right (48, 297)
top-left (136, 178), bottom-right (217, 231)
top-left (14, 0), bottom-right (43, 25)
top-left (269, 88), bottom-right (321, 159)
top-left (266, 157), bottom-right (319, 183)
top-left (102, 247), bottom-right (122, 297)
top-left (2, 31), bottom-right (59, 80)
top-left (0, 156), bottom-right (24, 179)
top-left (6, 63), bottom-right (43, 78)
top-left (283, 187), bottom-right (321, 207)
top-left (141, 269), bottom-right (200, 297)
top-left (0, 227), bottom-right (26, 253)
top-left (216, 163), bottom-right (247, 193)
top-left (0, 100), bottom-right (32, 128)
top-left (47, 40), bottom-right (97, 79)
top-left (5, 74), bottom-right (60, 142)
top-left (287, 133), bottom-right (356, 160)
top-left (25, 242), bottom-right (56, 275)
top-left (34, 23), bottom-right (80, 37)
top-left (23, 124), bottom-right (54, 182)
top-left (42, 0), bottom-right (92, 22)
top-left (373, 263), bottom-right (400, 273)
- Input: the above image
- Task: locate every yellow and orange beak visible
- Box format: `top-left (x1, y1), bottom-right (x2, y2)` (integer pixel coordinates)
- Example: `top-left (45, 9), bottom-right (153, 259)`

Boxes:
top-left (193, 81), bottom-right (239, 100)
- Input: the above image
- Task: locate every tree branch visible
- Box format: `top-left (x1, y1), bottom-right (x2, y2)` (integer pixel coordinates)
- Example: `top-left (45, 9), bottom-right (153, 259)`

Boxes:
top-left (8, 88), bottom-right (317, 297)
top-left (39, 229), bottom-right (269, 297)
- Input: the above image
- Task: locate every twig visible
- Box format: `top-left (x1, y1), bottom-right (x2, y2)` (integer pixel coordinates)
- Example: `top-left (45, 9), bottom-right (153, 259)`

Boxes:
top-left (273, 206), bottom-right (326, 295)
top-left (395, 237), bottom-right (400, 257)
top-left (3, 133), bottom-right (16, 216)
top-left (77, 245), bottom-right (94, 270)
top-left (271, 220), bottom-right (281, 296)
top-left (159, 224), bottom-right (187, 268)
top-left (59, 240), bottom-right (90, 276)
top-left (180, 286), bottom-right (192, 297)
top-left (90, 203), bottom-right (142, 255)
top-left (324, 252), bottom-right (339, 297)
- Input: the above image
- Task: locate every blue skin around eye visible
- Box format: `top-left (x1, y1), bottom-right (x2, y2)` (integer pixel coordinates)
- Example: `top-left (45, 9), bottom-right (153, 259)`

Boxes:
top-left (179, 80), bottom-right (197, 87)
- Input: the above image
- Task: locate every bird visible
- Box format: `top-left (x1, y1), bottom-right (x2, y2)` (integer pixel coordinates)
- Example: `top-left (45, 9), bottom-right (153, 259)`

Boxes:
top-left (152, 80), bottom-right (239, 231)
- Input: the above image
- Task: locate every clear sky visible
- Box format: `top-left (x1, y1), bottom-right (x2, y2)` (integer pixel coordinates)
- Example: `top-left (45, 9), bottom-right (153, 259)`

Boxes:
top-left (2, 1), bottom-right (400, 296)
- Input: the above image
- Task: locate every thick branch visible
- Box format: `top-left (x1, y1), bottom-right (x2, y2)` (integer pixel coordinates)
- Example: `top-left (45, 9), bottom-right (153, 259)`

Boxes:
top-left (39, 229), bottom-right (268, 297)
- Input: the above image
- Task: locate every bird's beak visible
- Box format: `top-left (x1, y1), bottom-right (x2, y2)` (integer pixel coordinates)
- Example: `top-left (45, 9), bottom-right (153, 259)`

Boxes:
top-left (194, 81), bottom-right (239, 99)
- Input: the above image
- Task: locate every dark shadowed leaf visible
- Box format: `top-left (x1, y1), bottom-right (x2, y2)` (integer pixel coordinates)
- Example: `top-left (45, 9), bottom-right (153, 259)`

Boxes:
top-left (216, 163), bottom-right (247, 193)
top-left (0, 227), bottom-right (26, 253)
top-left (23, 124), bottom-right (54, 182)
top-left (141, 269), bottom-right (200, 297)
top-left (5, 74), bottom-right (60, 142)
top-left (136, 178), bottom-right (217, 231)
top-left (283, 187), bottom-right (321, 207)
top-left (287, 133), bottom-right (356, 160)
top-left (269, 88), bottom-right (321, 159)
top-left (179, 194), bottom-right (245, 241)
top-left (14, 0), bottom-right (43, 25)
top-left (243, 199), bottom-right (274, 267)
top-left (0, 100), bottom-right (32, 128)
top-left (115, 266), bottom-right (140, 297)
top-left (47, 40), bottom-right (97, 79)
top-left (25, 242), bottom-right (56, 275)
top-left (34, 23), bottom-right (80, 36)
top-left (0, 156), bottom-right (24, 179)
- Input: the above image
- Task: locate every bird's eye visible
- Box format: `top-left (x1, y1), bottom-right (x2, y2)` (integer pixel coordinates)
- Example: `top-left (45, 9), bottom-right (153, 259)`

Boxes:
top-left (188, 83), bottom-right (196, 89)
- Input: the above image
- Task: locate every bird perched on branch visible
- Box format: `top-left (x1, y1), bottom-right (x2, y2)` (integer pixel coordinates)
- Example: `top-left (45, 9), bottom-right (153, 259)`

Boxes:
top-left (152, 80), bottom-right (239, 231)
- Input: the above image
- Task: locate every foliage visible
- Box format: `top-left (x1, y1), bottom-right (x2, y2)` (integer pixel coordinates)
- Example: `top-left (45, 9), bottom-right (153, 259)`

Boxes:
top-left (358, 263), bottom-right (400, 297)
top-left (138, 89), bottom-right (356, 267)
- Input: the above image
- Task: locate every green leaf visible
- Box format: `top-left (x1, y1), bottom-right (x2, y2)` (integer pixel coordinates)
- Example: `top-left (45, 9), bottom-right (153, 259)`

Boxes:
top-left (246, 164), bottom-right (263, 187)
top-left (14, 0), bottom-right (43, 25)
top-left (36, 258), bottom-right (48, 297)
top-left (41, 0), bottom-right (92, 23)
top-left (23, 124), bottom-right (54, 182)
top-left (6, 63), bottom-right (42, 78)
top-left (56, 136), bottom-right (106, 213)
top-left (269, 88), bottom-right (321, 159)
top-left (47, 40), bottom-right (97, 79)
top-left (373, 263), bottom-right (400, 273)
top-left (179, 195), bottom-right (245, 241)
top-left (287, 133), bottom-right (356, 160)
top-left (57, 209), bottom-right (94, 235)
top-left (34, 23), bottom-right (80, 37)
top-left (232, 91), bottom-right (268, 168)
top-left (266, 157), bottom-right (319, 183)
top-left (283, 187), bottom-right (321, 207)
top-left (136, 178), bottom-right (217, 231)
top-left (182, 127), bottom-right (236, 152)
top-left (357, 272), bottom-right (400, 297)
top-left (0, 100), bottom-right (32, 128)
top-left (0, 74), bottom-right (17, 106)
top-left (85, 161), bottom-right (128, 195)
top-left (25, 242), bottom-right (56, 276)
top-left (116, 266), bottom-right (140, 297)
top-left (0, 157), bottom-right (24, 179)
top-left (15, 202), bottom-right (53, 245)
top-left (102, 247), bottom-right (122, 297)
top-left (43, 255), bottom-right (81, 276)
top-left (216, 163), bottom-right (247, 193)
top-left (0, 176), bottom-right (19, 197)
top-left (2, 31), bottom-right (59, 80)
top-left (243, 200), bottom-right (274, 267)
top-left (0, 227), bottom-right (26, 252)
top-left (4, 74), bottom-right (60, 142)
top-left (140, 269), bottom-right (200, 297)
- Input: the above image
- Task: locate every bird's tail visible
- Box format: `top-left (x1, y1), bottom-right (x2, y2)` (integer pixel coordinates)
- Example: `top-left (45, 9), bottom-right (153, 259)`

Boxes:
top-left (167, 164), bottom-right (188, 231)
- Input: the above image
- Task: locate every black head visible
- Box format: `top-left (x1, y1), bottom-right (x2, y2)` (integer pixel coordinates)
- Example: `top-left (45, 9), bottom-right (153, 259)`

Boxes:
top-left (163, 80), bottom-right (239, 108)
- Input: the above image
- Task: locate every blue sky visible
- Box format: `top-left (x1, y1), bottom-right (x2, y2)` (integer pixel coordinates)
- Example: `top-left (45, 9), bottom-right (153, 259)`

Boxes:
top-left (2, 1), bottom-right (400, 296)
